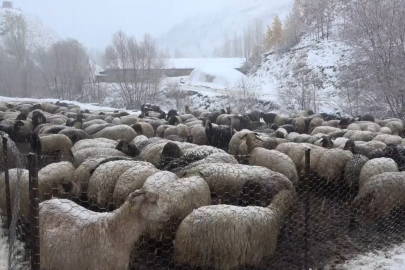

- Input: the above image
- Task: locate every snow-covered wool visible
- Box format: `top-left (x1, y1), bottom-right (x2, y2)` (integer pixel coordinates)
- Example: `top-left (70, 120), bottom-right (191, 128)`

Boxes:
top-left (143, 172), bottom-right (211, 236)
top-left (359, 158), bottom-right (398, 188)
top-left (39, 189), bottom-right (169, 270)
top-left (93, 125), bottom-right (137, 142)
top-left (113, 163), bottom-right (159, 206)
top-left (87, 160), bottom-right (141, 208)
top-left (174, 189), bottom-right (296, 270)
top-left (73, 147), bottom-right (128, 167)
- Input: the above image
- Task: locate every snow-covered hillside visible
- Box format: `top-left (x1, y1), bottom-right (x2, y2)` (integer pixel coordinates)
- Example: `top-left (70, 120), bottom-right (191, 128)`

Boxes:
top-left (252, 10), bottom-right (352, 114)
top-left (0, 7), bottom-right (60, 50)
top-left (158, 0), bottom-right (293, 57)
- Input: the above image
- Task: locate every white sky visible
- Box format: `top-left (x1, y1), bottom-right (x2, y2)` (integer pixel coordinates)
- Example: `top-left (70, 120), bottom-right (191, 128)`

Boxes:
top-left (13, 0), bottom-right (230, 50)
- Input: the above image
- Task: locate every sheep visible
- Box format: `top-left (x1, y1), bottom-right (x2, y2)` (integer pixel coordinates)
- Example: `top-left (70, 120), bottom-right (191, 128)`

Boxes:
top-left (93, 125), bottom-right (137, 142)
top-left (353, 172), bottom-right (405, 223)
top-left (174, 153), bottom-right (238, 175)
top-left (344, 155), bottom-right (369, 188)
top-left (37, 161), bottom-right (76, 199)
top-left (311, 126), bottom-right (341, 135)
top-left (244, 133), bottom-right (299, 185)
top-left (73, 147), bottom-right (129, 167)
top-left (316, 149), bottom-right (353, 183)
top-left (39, 189), bottom-right (169, 270)
top-left (314, 136), bottom-right (334, 148)
top-left (385, 121), bottom-right (403, 136)
top-left (143, 172), bottom-right (211, 236)
top-left (58, 128), bottom-right (91, 143)
top-left (190, 125), bottom-right (207, 145)
top-left (182, 163), bottom-right (294, 205)
top-left (344, 130), bottom-right (377, 142)
top-left (205, 120), bottom-right (234, 152)
top-left (140, 141), bottom-right (195, 167)
top-left (132, 122), bottom-right (154, 138)
top-left (358, 158), bottom-right (398, 189)
top-left (113, 163), bottom-right (159, 206)
top-left (71, 157), bottom-right (133, 199)
top-left (261, 112), bottom-right (277, 127)
top-left (115, 140), bottom-right (140, 157)
top-left (87, 160), bottom-right (141, 208)
top-left (71, 138), bottom-right (118, 153)
top-left (85, 123), bottom-right (114, 135)
top-left (373, 134), bottom-right (403, 145)
top-left (29, 133), bottom-right (73, 159)
top-left (82, 119), bottom-right (107, 130)
top-left (174, 189), bottom-right (296, 270)
top-left (292, 116), bottom-right (310, 134)
top-left (160, 145), bottom-right (225, 171)
top-left (352, 141), bottom-right (387, 158)
top-left (163, 124), bottom-right (190, 140)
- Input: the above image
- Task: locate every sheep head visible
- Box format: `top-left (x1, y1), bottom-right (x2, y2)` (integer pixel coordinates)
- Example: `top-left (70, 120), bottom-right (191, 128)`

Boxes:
top-left (241, 133), bottom-right (262, 154)
top-left (128, 189), bottom-right (170, 222)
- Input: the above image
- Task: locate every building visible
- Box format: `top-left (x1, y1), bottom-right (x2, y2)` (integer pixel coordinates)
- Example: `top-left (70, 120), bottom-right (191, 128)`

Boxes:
top-left (2, 1), bottom-right (13, 9)
top-left (96, 58), bottom-right (247, 83)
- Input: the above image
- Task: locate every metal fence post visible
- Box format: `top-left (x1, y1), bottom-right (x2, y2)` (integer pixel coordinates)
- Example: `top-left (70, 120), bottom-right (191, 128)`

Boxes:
top-left (28, 153), bottom-right (40, 270)
top-left (304, 148), bottom-right (311, 270)
top-left (2, 136), bottom-right (12, 233)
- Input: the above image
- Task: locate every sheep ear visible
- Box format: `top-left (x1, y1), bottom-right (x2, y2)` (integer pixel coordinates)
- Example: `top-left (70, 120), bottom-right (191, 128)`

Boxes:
top-left (239, 134), bottom-right (248, 140)
top-left (129, 189), bottom-right (147, 205)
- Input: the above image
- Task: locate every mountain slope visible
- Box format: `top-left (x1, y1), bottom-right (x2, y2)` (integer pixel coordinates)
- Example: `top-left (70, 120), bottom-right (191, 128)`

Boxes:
top-left (252, 8), bottom-right (353, 114)
top-left (158, 0), bottom-right (293, 57)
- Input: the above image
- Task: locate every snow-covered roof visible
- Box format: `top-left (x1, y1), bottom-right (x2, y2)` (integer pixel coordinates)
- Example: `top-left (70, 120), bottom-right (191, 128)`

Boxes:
top-left (167, 58), bottom-right (246, 69)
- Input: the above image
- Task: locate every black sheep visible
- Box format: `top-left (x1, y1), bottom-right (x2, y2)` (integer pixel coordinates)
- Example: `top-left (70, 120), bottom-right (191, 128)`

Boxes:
top-left (32, 111), bottom-right (47, 128)
top-left (56, 101), bottom-right (69, 108)
top-left (205, 120), bottom-right (234, 152)
top-left (16, 112), bottom-right (27, 121)
top-left (115, 140), bottom-right (140, 157)
top-left (207, 109), bottom-right (225, 123)
top-left (261, 112), bottom-right (277, 127)
top-left (281, 124), bottom-right (296, 134)
top-left (358, 114), bottom-right (375, 122)
top-left (167, 109), bottom-right (178, 120)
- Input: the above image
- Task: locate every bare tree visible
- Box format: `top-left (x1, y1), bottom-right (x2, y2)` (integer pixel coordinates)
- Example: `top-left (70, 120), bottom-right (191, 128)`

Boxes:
top-left (0, 12), bottom-right (32, 97)
top-left (226, 77), bottom-right (258, 113)
top-left (38, 39), bottom-right (91, 100)
top-left (165, 81), bottom-right (189, 111)
top-left (104, 31), bottom-right (167, 109)
top-left (278, 59), bottom-right (322, 112)
top-left (341, 0), bottom-right (405, 118)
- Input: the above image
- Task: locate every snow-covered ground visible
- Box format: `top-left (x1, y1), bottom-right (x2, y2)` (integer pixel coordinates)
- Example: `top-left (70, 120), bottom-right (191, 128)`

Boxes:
top-left (0, 96), bottom-right (140, 115)
top-left (328, 243), bottom-right (405, 270)
top-left (0, 218), bottom-right (8, 270)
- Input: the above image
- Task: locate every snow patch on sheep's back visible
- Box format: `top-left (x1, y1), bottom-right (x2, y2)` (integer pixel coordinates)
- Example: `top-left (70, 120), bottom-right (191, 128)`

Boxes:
top-left (43, 199), bottom-right (109, 225)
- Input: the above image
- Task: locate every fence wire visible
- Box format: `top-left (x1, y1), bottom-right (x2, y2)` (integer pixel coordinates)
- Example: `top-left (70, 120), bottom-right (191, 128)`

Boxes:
top-left (2, 134), bottom-right (405, 270)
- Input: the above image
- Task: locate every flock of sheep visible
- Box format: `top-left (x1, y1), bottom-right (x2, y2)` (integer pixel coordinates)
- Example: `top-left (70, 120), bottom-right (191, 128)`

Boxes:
top-left (0, 100), bottom-right (405, 269)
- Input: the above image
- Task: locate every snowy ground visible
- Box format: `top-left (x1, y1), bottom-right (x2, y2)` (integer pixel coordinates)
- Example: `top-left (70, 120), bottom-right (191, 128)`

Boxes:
top-left (328, 243), bottom-right (405, 270)
top-left (0, 218), bottom-right (8, 270)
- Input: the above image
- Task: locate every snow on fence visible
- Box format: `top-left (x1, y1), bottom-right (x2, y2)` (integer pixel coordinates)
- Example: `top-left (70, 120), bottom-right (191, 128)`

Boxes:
top-left (2, 143), bottom-right (405, 269)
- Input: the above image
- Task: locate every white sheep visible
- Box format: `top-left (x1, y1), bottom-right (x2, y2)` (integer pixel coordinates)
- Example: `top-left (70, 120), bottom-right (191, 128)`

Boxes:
top-left (143, 172), bottom-right (211, 236)
top-left (353, 172), bottom-right (405, 223)
top-left (71, 138), bottom-right (118, 153)
top-left (87, 160), bottom-right (141, 208)
top-left (358, 158), bottom-right (398, 188)
top-left (244, 133), bottom-right (298, 185)
top-left (39, 189), bottom-right (169, 270)
top-left (73, 147), bottom-right (128, 167)
top-left (174, 189), bottom-right (296, 270)
top-left (113, 162), bottom-right (159, 206)
top-left (93, 125), bottom-right (137, 142)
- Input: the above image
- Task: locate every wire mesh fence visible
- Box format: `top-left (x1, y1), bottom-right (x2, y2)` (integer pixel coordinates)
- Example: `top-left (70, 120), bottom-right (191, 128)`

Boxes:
top-left (2, 136), bottom-right (405, 269)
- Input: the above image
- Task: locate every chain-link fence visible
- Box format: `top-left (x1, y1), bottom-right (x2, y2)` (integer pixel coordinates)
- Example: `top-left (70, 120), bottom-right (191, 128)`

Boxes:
top-left (3, 136), bottom-right (405, 269)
